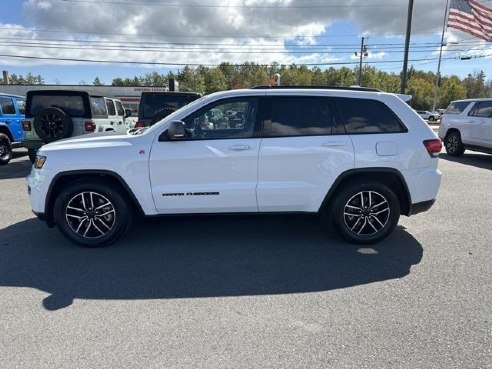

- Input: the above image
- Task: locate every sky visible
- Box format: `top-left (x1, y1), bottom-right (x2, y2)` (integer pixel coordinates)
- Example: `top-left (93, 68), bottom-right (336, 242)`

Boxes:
top-left (0, 0), bottom-right (491, 85)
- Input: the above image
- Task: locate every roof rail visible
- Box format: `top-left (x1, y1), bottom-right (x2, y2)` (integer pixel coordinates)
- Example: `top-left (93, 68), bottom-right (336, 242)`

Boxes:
top-left (251, 85), bottom-right (381, 92)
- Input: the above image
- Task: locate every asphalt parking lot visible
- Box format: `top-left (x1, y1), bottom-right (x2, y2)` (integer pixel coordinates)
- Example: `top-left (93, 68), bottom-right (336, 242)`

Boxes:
top-left (0, 149), bottom-right (491, 369)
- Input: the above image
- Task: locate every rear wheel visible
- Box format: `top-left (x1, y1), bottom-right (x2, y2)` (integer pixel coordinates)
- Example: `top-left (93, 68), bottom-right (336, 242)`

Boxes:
top-left (0, 133), bottom-right (12, 165)
top-left (330, 181), bottom-right (400, 244)
top-left (444, 131), bottom-right (465, 157)
top-left (53, 180), bottom-right (133, 247)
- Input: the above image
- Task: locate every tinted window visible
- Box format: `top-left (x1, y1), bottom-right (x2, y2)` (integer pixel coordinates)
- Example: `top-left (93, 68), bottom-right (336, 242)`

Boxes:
top-left (143, 94), bottom-right (200, 119)
top-left (263, 97), bottom-right (333, 137)
top-left (90, 96), bottom-right (108, 118)
top-left (181, 98), bottom-right (258, 140)
top-left (335, 97), bottom-right (405, 134)
top-left (106, 99), bottom-right (116, 116)
top-left (469, 101), bottom-right (492, 118)
top-left (31, 94), bottom-right (87, 117)
top-left (445, 101), bottom-right (472, 115)
top-left (0, 97), bottom-right (15, 115)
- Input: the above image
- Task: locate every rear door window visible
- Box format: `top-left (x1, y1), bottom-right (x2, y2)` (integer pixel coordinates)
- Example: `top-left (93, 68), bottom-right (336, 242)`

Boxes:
top-left (106, 99), bottom-right (116, 116)
top-left (90, 96), bottom-right (108, 118)
top-left (469, 101), bottom-right (492, 118)
top-left (115, 100), bottom-right (125, 117)
top-left (262, 97), bottom-right (333, 137)
top-left (334, 97), bottom-right (406, 134)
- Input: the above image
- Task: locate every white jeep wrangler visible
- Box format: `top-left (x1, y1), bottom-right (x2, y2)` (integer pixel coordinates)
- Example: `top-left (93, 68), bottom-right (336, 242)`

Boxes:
top-left (22, 90), bottom-right (132, 162)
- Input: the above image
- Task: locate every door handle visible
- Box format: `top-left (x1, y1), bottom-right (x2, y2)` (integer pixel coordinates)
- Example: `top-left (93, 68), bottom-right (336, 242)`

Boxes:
top-left (5, 120), bottom-right (10, 124)
top-left (228, 145), bottom-right (252, 151)
top-left (321, 141), bottom-right (347, 147)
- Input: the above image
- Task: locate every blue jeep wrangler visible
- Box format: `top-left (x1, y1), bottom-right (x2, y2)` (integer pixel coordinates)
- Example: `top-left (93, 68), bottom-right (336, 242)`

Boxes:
top-left (0, 93), bottom-right (26, 165)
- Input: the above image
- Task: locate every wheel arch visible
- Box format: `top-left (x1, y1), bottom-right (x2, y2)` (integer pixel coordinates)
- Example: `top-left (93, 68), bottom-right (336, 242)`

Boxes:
top-left (0, 125), bottom-right (14, 141)
top-left (44, 170), bottom-right (144, 226)
top-left (319, 168), bottom-right (411, 216)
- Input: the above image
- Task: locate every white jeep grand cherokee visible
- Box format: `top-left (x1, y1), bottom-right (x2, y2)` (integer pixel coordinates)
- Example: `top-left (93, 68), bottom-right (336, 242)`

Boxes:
top-left (27, 87), bottom-right (442, 247)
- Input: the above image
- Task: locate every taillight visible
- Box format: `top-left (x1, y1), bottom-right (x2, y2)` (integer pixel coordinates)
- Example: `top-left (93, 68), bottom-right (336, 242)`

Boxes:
top-left (423, 139), bottom-right (442, 157)
top-left (84, 120), bottom-right (96, 132)
top-left (22, 120), bottom-right (31, 131)
top-left (135, 120), bottom-right (146, 128)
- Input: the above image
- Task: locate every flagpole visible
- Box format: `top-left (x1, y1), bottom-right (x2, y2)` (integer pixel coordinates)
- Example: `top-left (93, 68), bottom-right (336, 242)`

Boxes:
top-left (432, 0), bottom-right (451, 112)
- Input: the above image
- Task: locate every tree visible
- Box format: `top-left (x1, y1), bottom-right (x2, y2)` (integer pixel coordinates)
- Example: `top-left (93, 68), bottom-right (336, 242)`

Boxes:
top-left (438, 76), bottom-right (466, 108)
top-left (93, 77), bottom-right (103, 86)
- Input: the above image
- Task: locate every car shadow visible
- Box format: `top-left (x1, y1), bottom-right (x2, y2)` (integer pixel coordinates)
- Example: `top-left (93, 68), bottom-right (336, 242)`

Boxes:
top-left (0, 215), bottom-right (423, 311)
top-left (0, 155), bottom-right (31, 180)
top-left (439, 152), bottom-right (492, 170)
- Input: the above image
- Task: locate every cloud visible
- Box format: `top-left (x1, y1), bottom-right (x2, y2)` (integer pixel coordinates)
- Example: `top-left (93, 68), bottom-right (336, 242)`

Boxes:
top-left (1, 0), bottom-right (487, 69)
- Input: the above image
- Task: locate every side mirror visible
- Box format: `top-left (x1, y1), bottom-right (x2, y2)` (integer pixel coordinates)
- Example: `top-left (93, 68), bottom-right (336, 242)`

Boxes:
top-left (124, 109), bottom-right (132, 118)
top-left (166, 120), bottom-right (186, 140)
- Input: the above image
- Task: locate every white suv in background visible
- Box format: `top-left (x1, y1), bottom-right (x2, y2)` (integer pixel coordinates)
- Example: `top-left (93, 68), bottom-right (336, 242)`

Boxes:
top-left (438, 98), bottom-right (492, 156)
top-left (27, 87), bottom-right (442, 247)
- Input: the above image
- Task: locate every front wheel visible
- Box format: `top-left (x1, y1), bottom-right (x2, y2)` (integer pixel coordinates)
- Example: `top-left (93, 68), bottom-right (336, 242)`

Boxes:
top-left (53, 180), bottom-right (133, 247)
top-left (330, 181), bottom-right (400, 244)
top-left (0, 133), bottom-right (12, 165)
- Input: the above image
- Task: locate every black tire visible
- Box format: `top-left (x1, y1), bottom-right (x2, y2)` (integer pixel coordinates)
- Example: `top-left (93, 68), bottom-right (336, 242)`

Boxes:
top-left (0, 133), bottom-right (12, 165)
top-left (428, 116), bottom-right (435, 121)
top-left (34, 107), bottom-right (74, 143)
top-left (53, 180), bottom-right (133, 247)
top-left (444, 131), bottom-right (465, 157)
top-left (330, 181), bottom-right (400, 244)
top-left (28, 148), bottom-right (38, 164)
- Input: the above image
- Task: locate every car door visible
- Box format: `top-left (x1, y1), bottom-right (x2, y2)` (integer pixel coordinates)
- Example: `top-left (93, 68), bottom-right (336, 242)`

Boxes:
top-left (469, 100), bottom-right (492, 148)
top-left (0, 96), bottom-right (24, 143)
top-left (257, 95), bottom-right (354, 212)
top-left (149, 97), bottom-right (261, 214)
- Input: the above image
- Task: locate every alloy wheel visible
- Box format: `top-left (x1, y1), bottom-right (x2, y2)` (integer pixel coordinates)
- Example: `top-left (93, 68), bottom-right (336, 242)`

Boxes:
top-left (65, 191), bottom-right (116, 239)
top-left (343, 191), bottom-right (390, 236)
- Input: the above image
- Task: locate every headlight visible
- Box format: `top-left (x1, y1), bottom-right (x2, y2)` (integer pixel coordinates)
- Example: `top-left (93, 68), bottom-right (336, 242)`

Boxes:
top-left (34, 155), bottom-right (47, 169)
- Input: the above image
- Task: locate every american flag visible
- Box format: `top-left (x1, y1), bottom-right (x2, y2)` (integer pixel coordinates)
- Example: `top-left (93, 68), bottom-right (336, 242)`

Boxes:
top-left (448, 0), bottom-right (492, 41)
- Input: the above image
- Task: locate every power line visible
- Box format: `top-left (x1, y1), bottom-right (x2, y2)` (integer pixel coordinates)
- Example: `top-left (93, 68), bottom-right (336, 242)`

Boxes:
top-left (0, 53), bottom-right (465, 67)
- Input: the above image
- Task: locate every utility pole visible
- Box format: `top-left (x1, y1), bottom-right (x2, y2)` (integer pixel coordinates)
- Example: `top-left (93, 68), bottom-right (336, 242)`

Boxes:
top-left (432, 0), bottom-right (450, 111)
top-left (401, 0), bottom-right (415, 94)
top-left (356, 37), bottom-right (367, 86)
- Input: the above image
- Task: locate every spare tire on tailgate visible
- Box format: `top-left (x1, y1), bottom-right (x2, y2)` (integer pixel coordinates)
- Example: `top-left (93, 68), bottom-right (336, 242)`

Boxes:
top-left (34, 107), bottom-right (74, 143)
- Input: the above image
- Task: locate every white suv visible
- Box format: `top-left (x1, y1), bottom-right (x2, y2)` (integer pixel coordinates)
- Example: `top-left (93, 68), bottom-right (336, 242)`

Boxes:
top-left (27, 87), bottom-right (442, 247)
top-left (438, 98), bottom-right (492, 156)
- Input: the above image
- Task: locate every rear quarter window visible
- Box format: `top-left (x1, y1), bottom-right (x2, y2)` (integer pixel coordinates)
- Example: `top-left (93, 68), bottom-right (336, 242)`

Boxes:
top-left (334, 97), bottom-right (406, 134)
top-left (444, 101), bottom-right (472, 115)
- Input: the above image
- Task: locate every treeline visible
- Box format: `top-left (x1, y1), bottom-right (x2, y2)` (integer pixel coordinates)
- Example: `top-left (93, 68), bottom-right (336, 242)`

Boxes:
top-left (112, 63), bottom-right (491, 110)
top-left (6, 63), bottom-right (491, 111)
